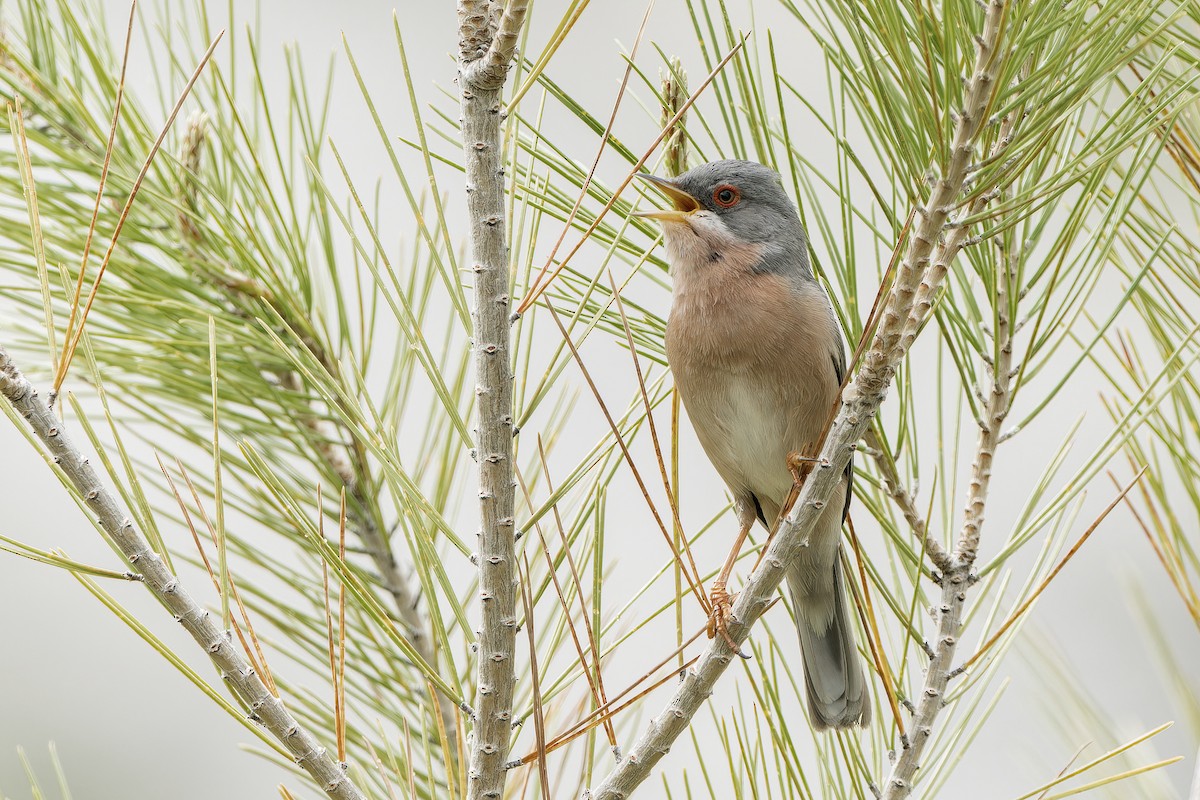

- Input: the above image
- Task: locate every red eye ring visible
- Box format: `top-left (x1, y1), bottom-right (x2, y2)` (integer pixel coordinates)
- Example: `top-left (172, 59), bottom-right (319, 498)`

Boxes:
top-left (712, 184), bottom-right (740, 208)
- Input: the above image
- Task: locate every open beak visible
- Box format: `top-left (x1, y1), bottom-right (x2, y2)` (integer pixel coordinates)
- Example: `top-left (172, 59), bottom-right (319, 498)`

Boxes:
top-left (633, 173), bottom-right (701, 223)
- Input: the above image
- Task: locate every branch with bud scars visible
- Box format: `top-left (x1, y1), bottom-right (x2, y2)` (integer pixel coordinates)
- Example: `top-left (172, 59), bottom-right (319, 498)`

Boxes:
top-left (589, 2), bottom-right (1012, 798)
top-left (882, 13), bottom-right (1029, 798)
top-left (863, 428), bottom-right (954, 574)
top-left (0, 345), bottom-right (368, 800)
top-left (457, 1), bottom-right (530, 799)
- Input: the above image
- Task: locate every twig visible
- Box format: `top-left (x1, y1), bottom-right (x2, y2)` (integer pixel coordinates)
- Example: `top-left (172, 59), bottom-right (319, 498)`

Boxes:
top-left (290, 372), bottom-right (438, 669)
top-left (879, 10), bottom-right (1017, 796)
top-left (879, 37), bottom-right (1043, 800)
top-left (588, 4), bottom-right (1011, 797)
top-left (187, 207), bottom-right (452, 737)
top-left (0, 345), bottom-right (367, 799)
top-left (181, 107), bottom-right (445, 733)
top-left (864, 427), bottom-right (954, 573)
top-left (954, 468), bottom-right (1146, 676)
top-left (477, 1), bottom-right (530, 89)
top-left (457, 2), bottom-right (530, 797)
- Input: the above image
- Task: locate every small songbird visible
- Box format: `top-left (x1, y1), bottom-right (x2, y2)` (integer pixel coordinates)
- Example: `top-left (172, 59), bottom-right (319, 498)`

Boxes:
top-left (636, 160), bottom-right (869, 730)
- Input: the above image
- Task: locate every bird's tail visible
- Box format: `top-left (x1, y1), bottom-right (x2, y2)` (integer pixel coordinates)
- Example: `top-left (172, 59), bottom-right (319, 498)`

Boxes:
top-left (787, 545), bottom-right (870, 730)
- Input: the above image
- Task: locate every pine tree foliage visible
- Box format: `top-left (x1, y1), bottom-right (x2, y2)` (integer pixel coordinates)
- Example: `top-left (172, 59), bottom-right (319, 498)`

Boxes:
top-left (1, 0), bottom-right (1198, 798)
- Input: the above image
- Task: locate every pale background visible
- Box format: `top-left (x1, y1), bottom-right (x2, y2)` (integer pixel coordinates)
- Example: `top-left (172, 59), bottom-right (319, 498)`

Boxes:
top-left (1, 1), bottom-right (1197, 798)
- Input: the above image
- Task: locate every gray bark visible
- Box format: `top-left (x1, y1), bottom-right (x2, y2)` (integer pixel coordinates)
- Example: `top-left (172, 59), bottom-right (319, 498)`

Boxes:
top-left (457, 2), bottom-right (529, 798)
top-left (0, 344), bottom-right (368, 800)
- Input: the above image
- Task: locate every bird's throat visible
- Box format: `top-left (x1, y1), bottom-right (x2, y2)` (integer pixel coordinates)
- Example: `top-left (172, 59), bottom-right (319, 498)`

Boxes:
top-left (662, 219), bottom-right (766, 282)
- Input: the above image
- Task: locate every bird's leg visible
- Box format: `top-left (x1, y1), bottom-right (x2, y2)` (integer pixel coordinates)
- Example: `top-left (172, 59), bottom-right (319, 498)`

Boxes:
top-left (708, 516), bottom-right (753, 659)
top-left (780, 449), bottom-right (819, 526)
top-left (786, 450), bottom-right (818, 489)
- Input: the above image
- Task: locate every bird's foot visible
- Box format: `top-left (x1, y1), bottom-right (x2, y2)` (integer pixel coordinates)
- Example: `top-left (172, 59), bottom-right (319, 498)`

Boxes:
top-left (707, 581), bottom-right (749, 659)
top-left (786, 450), bottom-right (818, 489)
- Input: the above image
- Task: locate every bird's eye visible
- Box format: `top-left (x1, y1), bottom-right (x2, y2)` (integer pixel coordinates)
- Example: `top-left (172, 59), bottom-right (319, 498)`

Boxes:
top-left (712, 185), bottom-right (740, 208)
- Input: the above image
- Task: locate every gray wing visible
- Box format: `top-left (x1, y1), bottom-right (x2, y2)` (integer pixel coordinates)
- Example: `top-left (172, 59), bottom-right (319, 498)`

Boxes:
top-left (831, 346), bottom-right (853, 523)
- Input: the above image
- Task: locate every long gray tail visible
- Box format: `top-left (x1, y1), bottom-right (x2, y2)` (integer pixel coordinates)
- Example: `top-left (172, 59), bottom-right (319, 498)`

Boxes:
top-left (787, 543), bottom-right (870, 730)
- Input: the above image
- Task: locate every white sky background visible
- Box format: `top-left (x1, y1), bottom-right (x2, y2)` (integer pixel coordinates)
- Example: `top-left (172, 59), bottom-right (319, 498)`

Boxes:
top-left (1, 1), bottom-right (1198, 798)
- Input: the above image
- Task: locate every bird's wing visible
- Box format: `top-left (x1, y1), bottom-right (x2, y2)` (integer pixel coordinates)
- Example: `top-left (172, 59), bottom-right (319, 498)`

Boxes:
top-left (828, 338), bottom-right (853, 524)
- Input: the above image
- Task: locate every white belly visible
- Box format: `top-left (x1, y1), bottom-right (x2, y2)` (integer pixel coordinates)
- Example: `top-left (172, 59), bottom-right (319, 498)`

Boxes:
top-left (686, 371), bottom-right (797, 510)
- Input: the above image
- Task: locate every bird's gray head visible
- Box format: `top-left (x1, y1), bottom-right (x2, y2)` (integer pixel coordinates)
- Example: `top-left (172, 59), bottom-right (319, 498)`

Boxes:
top-left (636, 159), bottom-right (812, 279)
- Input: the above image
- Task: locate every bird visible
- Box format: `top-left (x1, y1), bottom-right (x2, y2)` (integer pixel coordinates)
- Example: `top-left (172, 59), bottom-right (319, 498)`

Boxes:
top-left (635, 159), bottom-right (869, 730)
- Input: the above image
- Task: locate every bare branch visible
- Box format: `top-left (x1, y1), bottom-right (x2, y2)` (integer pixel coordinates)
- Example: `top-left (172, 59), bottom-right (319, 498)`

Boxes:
top-left (457, 0), bottom-right (493, 63)
top-left (480, 1), bottom-right (529, 88)
top-left (864, 427), bottom-right (954, 573)
top-left (879, 5), bottom-right (1016, 795)
top-left (457, 1), bottom-right (529, 796)
top-left (0, 345), bottom-right (368, 800)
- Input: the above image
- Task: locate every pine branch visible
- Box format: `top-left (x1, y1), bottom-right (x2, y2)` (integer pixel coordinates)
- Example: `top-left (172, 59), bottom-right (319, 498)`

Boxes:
top-left (862, 77), bottom-right (1029, 766)
top-left (457, 1), bottom-right (529, 797)
top-left (879, 9), bottom-right (1021, 795)
top-left (458, 0), bottom-right (494, 63)
top-left (0, 344), bottom-right (368, 800)
top-left (176, 117), bottom-right (452, 734)
top-left (479, 1), bottom-right (528, 89)
top-left (861, 74), bottom-right (1025, 578)
top-left (880, 241), bottom-right (1017, 800)
top-left (863, 427), bottom-right (954, 574)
